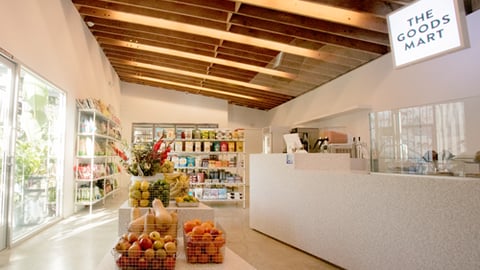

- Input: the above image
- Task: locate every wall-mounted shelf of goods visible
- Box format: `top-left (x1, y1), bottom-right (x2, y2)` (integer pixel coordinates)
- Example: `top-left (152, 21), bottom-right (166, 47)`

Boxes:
top-left (74, 101), bottom-right (122, 214)
top-left (132, 123), bottom-right (246, 208)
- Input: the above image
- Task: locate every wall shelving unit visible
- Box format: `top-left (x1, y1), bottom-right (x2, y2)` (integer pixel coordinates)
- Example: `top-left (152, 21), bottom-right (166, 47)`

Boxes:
top-left (131, 123), bottom-right (246, 208)
top-left (74, 108), bottom-right (121, 213)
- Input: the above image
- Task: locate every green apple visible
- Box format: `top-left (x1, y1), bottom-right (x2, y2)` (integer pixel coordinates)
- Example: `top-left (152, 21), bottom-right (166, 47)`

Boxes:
top-left (144, 248), bottom-right (155, 261)
top-left (152, 239), bottom-right (164, 250)
top-left (149, 231), bottom-right (161, 241)
top-left (155, 248), bottom-right (167, 259)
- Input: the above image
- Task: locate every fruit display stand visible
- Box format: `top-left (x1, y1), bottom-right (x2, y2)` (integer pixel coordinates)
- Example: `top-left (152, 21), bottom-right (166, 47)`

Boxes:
top-left (118, 200), bottom-right (214, 236)
top-left (95, 238), bottom-right (256, 270)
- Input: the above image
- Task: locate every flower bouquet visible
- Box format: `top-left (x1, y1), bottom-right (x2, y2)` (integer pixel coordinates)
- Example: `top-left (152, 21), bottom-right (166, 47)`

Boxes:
top-left (111, 137), bottom-right (175, 207)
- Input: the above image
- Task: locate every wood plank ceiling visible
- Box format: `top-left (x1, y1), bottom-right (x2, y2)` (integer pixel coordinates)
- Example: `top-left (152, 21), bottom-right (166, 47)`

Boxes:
top-left (72, 0), bottom-right (472, 110)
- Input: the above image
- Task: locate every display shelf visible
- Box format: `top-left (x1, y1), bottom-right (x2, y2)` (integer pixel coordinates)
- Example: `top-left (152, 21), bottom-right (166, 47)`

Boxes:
top-left (74, 107), bottom-right (121, 214)
top-left (131, 124), bottom-right (246, 208)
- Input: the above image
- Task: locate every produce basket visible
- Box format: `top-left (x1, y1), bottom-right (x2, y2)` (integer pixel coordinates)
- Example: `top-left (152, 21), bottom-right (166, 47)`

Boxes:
top-left (116, 202), bottom-right (179, 270)
top-left (183, 219), bottom-right (226, 264)
top-left (129, 175), bottom-right (170, 208)
top-left (112, 232), bottom-right (177, 270)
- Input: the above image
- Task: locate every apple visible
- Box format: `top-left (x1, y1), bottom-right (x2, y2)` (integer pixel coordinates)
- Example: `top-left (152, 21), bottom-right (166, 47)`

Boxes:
top-left (127, 232), bottom-right (138, 243)
top-left (115, 239), bottom-right (131, 254)
top-left (139, 233), bottom-right (149, 240)
top-left (139, 237), bottom-right (153, 250)
top-left (128, 242), bottom-right (142, 258)
top-left (155, 248), bottom-right (167, 259)
top-left (152, 239), bottom-right (164, 250)
top-left (163, 234), bottom-right (174, 243)
top-left (164, 241), bottom-right (176, 255)
top-left (149, 231), bottom-right (161, 241)
top-left (144, 248), bottom-right (155, 261)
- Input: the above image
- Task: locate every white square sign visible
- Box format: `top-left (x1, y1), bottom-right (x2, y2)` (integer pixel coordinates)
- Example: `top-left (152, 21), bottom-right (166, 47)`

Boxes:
top-left (387, 0), bottom-right (469, 68)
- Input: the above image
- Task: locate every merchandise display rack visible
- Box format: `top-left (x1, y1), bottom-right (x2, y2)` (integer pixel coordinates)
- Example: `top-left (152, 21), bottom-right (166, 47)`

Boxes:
top-left (131, 123), bottom-right (246, 208)
top-left (169, 136), bottom-right (246, 208)
top-left (74, 102), bottom-right (122, 214)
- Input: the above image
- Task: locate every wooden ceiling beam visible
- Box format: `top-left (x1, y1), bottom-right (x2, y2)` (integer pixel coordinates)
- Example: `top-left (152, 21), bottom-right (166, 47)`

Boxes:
top-left (76, 5), bottom-right (338, 60)
top-left (235, 0), bottom-right (388, 33)
top-left (91, 25), bottom-right (217, 52)
top-left (74, 0), bottom-right (227, 30)
top-left (301, 0), bottom-right (404, 17)
top-left (102, 0), bottom-right (230, 22)
top-left (84, 16), bottom-right (221, 45)
top-left (229, 14), bottom-right (389, 54)
top-left (235, 4), bottom-right (390, 46)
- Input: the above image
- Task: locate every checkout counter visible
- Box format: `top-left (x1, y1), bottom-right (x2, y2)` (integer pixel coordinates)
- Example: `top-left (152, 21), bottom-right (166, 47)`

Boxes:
top-left (249, 153), bottom-right (480, 270)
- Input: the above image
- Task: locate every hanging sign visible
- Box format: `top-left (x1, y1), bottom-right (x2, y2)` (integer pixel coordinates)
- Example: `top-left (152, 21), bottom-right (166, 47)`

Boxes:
top-left (387, 0), bottom-right (469, 68)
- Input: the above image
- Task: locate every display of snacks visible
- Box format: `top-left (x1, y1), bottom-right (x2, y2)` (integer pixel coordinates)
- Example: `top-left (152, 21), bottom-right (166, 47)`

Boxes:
top-left (129, 176), bottom-right (170, 207)
top-left (112, 230), bottom-right (177, 270)
top-left (183, 219), bottom-right (226, 264)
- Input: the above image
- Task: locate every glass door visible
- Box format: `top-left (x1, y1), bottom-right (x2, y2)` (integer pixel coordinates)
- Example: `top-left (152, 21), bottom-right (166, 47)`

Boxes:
top-left (11, 68), bottom-right (65, 242)
top-left (0, 55), bottom-right (15, 251)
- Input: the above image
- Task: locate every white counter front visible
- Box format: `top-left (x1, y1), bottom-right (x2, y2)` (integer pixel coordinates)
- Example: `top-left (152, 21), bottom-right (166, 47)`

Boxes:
top-left (249, 154), bottom-right (480, 270)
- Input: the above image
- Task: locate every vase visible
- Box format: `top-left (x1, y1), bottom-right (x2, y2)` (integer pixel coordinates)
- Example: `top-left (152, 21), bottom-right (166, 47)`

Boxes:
top-left (128, 173), bottom-right (170, 207)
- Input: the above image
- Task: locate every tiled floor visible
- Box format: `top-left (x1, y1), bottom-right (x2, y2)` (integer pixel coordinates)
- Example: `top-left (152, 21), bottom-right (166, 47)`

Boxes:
top-left (0, 190), bottom-right (340, 270)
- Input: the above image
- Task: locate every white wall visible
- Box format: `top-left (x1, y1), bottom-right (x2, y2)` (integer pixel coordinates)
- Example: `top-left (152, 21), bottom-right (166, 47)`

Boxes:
top-left (120, 82), bottom-right (229, 143)
top-left (266, 10), bottom-right (480, 140)
top-left (227, 104), bottom-right (268, 128)
top-left (0, 0), bottom-right (122, 216)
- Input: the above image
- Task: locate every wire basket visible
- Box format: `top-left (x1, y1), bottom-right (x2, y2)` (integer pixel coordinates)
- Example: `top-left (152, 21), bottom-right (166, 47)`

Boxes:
top-left (183, 220), bottom-right (226, 264)
top-left (112, 230), bottom-right (177, 270)
top-left (129, 176), bottom-right (170, 208)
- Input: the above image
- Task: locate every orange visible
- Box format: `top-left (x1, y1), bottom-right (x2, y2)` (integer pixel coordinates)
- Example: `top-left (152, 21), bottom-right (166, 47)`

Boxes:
top-left (202, 233), bottom-right (213, 242)
top-left (183, 221), bottom-right (196, 233)
top-left (213, 235), bottom-right (225, 247)
top-left (192, 225), bottom-right (205, 236)
top-left (200, 222), bottom-right (213, 233)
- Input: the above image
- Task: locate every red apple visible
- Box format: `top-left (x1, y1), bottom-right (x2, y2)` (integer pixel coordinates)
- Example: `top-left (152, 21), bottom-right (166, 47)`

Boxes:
top-left (139, 237), bottom-right (153, 250)
top-left (128, 241), bottom-right (142, 258)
